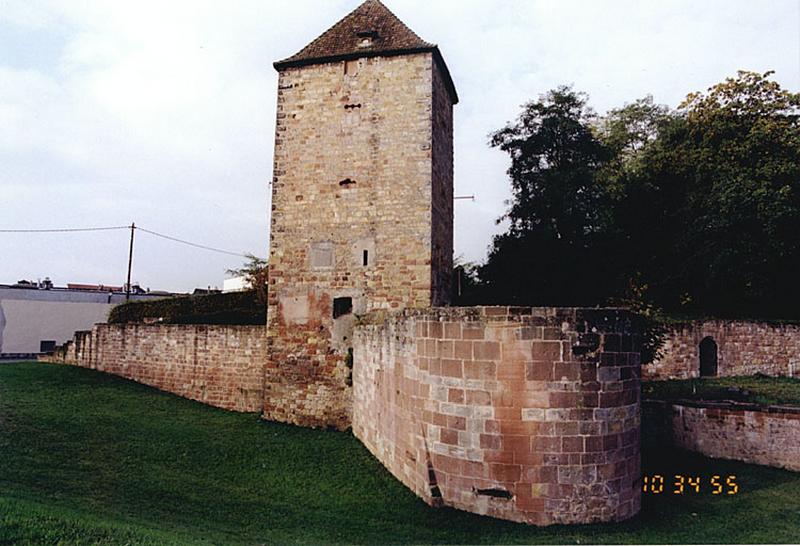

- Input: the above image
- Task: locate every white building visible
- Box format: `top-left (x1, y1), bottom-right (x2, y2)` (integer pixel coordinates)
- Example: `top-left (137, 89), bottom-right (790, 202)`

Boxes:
top-left (0, 281), bottom-right (173, 357)
top-left (223, 276), bottom-right (248, 293)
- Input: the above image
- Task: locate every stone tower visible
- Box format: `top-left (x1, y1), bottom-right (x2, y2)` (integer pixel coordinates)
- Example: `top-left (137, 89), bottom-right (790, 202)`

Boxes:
top-left (264, 0), bottom-right (458, 428)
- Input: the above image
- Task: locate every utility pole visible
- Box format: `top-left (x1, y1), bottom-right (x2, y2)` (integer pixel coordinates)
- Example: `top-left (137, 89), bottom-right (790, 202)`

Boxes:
top-left (126, 222), bottom-right (135, 301)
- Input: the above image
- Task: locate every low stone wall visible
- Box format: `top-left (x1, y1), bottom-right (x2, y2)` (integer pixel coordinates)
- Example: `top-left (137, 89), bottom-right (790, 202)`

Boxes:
top-left (353, 306), bottom-right (643, 526)
top-left (43, 324), bottom-right (266, 412)
top-left (645, 320), bottom-right (800, 380)
top-left (644, 400), bottom-right (800, 471)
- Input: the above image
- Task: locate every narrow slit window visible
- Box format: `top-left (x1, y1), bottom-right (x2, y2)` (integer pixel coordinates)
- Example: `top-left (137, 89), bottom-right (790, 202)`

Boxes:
top-left (363, 250), bottom-right (369, 266)
top-left (475, 487), bottom-right (512, 500)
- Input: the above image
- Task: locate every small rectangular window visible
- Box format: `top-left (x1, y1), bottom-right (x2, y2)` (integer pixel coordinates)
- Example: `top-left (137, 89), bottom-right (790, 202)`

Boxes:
top-left (333, 297), bottom-right (353, 319)
top-left (363, 250), bottom-right (369, 266)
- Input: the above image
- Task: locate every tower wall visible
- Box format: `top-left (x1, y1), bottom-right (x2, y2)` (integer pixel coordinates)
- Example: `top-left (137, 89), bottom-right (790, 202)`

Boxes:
top-left (265, 53), bottom-right (452, 428)
top-left (431, 61), bottom-right (455, 306)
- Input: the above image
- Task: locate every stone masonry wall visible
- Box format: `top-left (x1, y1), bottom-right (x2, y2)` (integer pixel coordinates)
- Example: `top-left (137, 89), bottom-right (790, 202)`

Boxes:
top-left (265, 52), bottom-right (452, 430)
top-left (43, 324), bottom-right (265, 412)
top-left (430, 58), bottom-right (454, 307)
top-left (353, 306), bottom-right (643, 526)
top-left (644, 400), bottom-right (800, 471)
top-left (645, 320), bottom-right (800, 380)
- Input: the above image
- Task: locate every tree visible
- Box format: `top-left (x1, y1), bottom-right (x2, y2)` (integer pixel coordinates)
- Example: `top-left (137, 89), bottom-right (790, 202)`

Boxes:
top-left (452, 256), bottom-right (483, 306)
top-left (490, 87), bottom-right (608, 241)
top-left (625, 71), bottom-right (800, 316)
top-left (480, 72), bottom-right (800, 318)
top-left (597, 95), bottom-right (672, 191)
top-left (480, 87), bottom-right (613, 305)
top-left (594, 96), bottom-right (677, 309)
top-left (227, 254), bottom-right (269, 305)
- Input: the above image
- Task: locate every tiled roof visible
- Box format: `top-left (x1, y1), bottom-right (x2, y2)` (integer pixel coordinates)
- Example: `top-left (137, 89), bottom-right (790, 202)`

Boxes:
top-left (274, 0), bottom-right (458, 103)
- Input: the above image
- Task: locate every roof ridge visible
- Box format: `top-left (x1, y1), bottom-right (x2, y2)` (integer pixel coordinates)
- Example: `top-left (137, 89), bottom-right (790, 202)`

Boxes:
top-left (368, 0), bottom-right (435, 48)
top-left (273, 0), bottom-right (458, 104)
top-left (275, 0), bottom-right (435, 67)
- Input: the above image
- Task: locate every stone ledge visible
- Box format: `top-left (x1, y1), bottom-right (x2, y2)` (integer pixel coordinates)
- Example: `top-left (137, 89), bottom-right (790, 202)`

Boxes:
top-left (359, 306), bottom-right (639, 330)
top-left (644, 398), bottom-right (800, 415)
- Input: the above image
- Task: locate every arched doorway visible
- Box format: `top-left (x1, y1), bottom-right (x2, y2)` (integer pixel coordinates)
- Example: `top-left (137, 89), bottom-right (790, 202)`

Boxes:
top-left (699, 337), bottom-right (718, 377)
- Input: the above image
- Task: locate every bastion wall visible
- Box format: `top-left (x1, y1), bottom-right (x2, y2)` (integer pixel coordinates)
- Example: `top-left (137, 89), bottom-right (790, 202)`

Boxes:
top-left (353, 306), bottom-right (643, 525)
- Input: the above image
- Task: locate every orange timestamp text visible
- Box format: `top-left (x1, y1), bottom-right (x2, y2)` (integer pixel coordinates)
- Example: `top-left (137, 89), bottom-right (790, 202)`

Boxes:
top-left (642, 475), bottom-right (739, 495)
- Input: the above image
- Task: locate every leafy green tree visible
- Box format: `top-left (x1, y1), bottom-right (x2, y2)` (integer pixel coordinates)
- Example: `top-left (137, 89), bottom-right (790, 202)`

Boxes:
top-left (480, 87), bottom-right (613, 305)
top-left (597, 95), bottom-right (672, 190)
top-left (592, 96), bottom-right (678, 308)
top-left (490, 86), bottom-right (608, 240)
top-left (480, 72), bottom-right (800, 318)
top-left (227, 254), bottom-right (269, 305)
top-left (623, 71), bottom-right (800, 316)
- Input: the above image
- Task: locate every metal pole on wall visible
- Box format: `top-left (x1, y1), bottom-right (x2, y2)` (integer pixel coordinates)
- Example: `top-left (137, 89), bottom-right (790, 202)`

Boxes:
top-left (126, 222), bottom-right (135, 301)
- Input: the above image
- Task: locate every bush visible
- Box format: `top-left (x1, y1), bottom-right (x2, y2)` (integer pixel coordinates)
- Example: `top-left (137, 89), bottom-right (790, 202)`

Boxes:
top-left (108, 290), bottom-right (266, 325)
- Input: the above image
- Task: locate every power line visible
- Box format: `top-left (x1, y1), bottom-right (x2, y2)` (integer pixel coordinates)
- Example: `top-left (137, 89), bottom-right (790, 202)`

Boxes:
top-left (0, 226), bottom-right (130, 233)
top-left (1, 223), bottom-right (261, 294)
top-left (135, 227), bottom-right (253, 259)
top-left (0, 223), bottom-right (261, 260)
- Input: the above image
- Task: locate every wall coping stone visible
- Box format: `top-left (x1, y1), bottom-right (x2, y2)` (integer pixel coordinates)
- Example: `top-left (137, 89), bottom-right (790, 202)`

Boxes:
top-left (358, 306), bottom-right (638, 328)
top-left (644, 398), bottom-right (800, 415)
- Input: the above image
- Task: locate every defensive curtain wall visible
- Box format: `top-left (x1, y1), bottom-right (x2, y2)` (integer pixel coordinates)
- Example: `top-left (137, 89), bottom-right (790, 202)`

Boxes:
top-left (44, 324), bottom-right (266, 413)
top-left (641, 319), bottom-right (800, 473)
top-left (47, 305), bottom-right (645, 525)
top-left (644, 320), bottom-right (800, 380)
top-left (47, 315), bottom-right (800, 478)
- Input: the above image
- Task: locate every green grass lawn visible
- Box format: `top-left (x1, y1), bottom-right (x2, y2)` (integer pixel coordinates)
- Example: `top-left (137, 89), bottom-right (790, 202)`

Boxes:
top-left (643, 375), bottom-right (800, 407)
top-left (1, 362), bottom-right (798, 545)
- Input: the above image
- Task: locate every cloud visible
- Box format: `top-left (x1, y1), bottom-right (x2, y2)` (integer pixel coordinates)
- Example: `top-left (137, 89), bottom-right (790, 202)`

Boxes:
top-left (0, 0), bottom-right (797, 291)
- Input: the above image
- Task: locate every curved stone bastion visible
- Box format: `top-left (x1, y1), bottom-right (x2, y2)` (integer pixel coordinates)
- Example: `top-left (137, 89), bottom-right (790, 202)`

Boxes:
top-left (352, 306), bottom-right (643, 525)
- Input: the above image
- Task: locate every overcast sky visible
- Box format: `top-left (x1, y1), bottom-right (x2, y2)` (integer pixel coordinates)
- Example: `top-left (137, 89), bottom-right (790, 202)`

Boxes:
top-left (1, 0), bottom-right (798, 293)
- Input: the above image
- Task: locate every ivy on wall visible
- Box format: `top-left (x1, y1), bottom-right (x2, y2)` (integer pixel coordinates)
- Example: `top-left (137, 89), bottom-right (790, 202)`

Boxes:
top-left (108, 289), bottom-right (266, 325)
